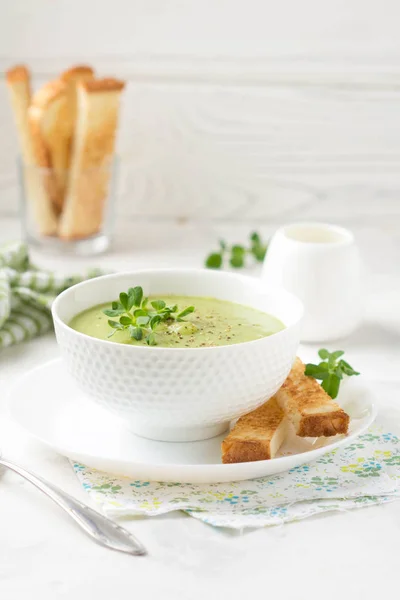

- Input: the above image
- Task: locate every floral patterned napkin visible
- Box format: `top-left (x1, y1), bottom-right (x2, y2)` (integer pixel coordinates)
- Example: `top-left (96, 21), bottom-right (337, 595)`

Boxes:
top-left (73, 419), bottom-right (400, 529)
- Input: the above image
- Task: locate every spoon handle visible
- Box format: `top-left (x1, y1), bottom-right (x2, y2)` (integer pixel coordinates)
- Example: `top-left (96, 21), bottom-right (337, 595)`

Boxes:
top-left (0, 458), bottom-right (146, 556)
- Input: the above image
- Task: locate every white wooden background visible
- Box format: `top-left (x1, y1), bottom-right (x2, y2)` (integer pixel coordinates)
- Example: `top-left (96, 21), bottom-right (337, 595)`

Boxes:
top-left (1, 0), bottom-right (400, 223)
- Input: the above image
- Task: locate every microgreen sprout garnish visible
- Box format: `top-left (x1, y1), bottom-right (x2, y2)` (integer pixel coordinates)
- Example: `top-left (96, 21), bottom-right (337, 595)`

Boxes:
top-left (205, 232), bottom-right (268, 269)
top-left (103, 286), bottom-right (195, 346)
top-left (305, 349), bottom-right (360, 399)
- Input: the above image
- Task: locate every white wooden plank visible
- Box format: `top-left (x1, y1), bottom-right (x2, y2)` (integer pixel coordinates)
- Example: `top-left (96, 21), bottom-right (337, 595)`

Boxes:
top-left (2, 74), bottom-right (400, 220)
top-left (2, 0), bottom-right (400, 59)
top-left (1, 0), bottom-right (400, 221)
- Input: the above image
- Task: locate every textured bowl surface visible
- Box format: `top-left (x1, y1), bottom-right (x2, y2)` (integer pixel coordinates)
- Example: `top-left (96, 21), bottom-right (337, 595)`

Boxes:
top-left (52, 269), bottom-right (303, 441)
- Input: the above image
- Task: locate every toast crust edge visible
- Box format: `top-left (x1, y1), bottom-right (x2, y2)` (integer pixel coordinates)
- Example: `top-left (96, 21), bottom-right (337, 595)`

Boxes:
top-left (61, 65), bottom-right (94, 82)
top-left (6, 64), bottom-right (30, 83)
top-left (276, 358), bottom-right (350, 437)
top-left (222, 440), bottom-right (273, 463)
top-left (221, 398), bottom-right (286, 464)
top-left (80, 78), bottom-right (125, 93)
top-left (298, 411), bottom-right (350, 437)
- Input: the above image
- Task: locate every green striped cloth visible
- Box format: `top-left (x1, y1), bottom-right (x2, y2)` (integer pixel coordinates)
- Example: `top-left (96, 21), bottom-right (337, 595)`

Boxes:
top-left (0, 242), bottom-right (102, 349)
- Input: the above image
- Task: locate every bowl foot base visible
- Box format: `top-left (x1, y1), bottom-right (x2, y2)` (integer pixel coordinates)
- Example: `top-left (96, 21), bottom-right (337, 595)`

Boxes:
top-left (126, 421), bottom-right (230, 443)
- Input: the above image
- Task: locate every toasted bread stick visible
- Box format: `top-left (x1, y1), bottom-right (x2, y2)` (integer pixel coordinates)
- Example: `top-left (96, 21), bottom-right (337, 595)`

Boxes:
top-left (222, 397), bottom-right (287, 463)
top-left (59, 78), bottom-right (125, 240)
top-left (29, 79), bottom-right (70, 212)
top-left (6, 65), bottom-right (57, 235)
top-left (60, 65), bottom-right (94, 171)
top-left (6, 65), bottom-right (33, 163)
top-left (275, 358), bottom-right (350, 437)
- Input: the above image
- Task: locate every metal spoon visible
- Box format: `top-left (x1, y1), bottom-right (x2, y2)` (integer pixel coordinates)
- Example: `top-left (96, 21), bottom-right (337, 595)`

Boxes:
top-left (0, 456), bottom-right (147, 556)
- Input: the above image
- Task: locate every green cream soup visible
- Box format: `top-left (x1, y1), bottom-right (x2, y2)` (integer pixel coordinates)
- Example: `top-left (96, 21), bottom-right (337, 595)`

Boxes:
top-left (69, 296), bottom-right (285, 348)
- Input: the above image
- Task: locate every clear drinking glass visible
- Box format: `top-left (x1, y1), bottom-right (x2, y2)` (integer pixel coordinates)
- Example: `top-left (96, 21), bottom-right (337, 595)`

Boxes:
top-left (18, 156), bottom-right (119, 256)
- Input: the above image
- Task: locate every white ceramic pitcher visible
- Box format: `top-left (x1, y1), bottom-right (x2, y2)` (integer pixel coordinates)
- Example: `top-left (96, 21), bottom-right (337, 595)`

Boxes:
top-left (261, 222), bottom-right (362, 343)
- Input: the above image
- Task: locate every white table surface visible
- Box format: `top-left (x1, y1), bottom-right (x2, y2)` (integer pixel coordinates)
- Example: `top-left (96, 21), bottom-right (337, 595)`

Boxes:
top-left (1, 216), bottom-right (399, 599)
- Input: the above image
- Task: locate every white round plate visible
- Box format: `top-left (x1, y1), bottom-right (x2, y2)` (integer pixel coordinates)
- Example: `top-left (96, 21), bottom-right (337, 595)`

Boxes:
top-left (7, 359), bottom-right (377, 483)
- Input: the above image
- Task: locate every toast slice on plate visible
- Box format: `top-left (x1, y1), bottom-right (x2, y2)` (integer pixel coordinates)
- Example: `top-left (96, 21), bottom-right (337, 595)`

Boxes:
top-left (275, 358), bottom-right (350, 437)
top-left (6, 66), bottom-right (58, 235)
top-left (59, 78), bottom-right (125, 240)
top-left (222, 397), bottom-right (287, 463)
top-left (29, 79), bottom-right (70, 213)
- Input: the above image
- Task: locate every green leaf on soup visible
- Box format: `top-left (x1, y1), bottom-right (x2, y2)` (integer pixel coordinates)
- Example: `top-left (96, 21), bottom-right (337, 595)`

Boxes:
top-left (103, 308), bottom-right (124, 317)
top-left (136, 315), bottom-right (150, 326)
top-left (151, 300), bottom-right (166, 311)
top-left (177, 306), bottom-right (195, 320)
top-left (119, 315), bottom-right (133, 326)
top-left (129, 326), bottom-right (143, 341)
top-left (108, 320), bottom-right (124, 330)
top-left (146, 332), bottom-right (157, 346)
top-left (150, 315), bottom-right (162, 330)
top-left (130, 286), bottom-right (143, 308)
top-left (119, 292), bottom-right (129, 311)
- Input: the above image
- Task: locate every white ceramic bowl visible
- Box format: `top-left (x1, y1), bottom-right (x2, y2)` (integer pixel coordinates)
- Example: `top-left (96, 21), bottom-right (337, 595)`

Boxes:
top-left (52, 269), bottom-right (303, 442)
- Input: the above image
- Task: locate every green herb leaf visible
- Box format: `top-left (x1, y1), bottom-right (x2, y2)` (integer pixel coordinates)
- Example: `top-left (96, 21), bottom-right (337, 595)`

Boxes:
top-left (177, 306), bottom-right (195, 319)
top-left (339, 360), bottom-right (360, 376)
top-left (230, 245), bottom-right (246, 269)
top-left (150, 315), bottom-right (162, 330)
top-left (250, 244), bottom-right (267, 262)
top-left (231, 245), bottom-right (246, 256)
top-left (129, 326), bottom-right (143, 341)
top-left (304, 363), bottom-right (330, 380)
top-left (103, 308), bottom-right (124, 317)
top-left (151, 300), bottom-right (166, 311)
top-left (250, 232), bottom-right (267, 262)
top-left (126, 289), bottom-right (135, 311)
top-left (136, 315), bottom-right (150, 326)
top-left (146, 332), bottom-right (157, 346)
top-left (205, 231), bottom-right (268, 269)
top-left (129, 286), bottom-right (143, 308)
top-left (108, 320), bottom-right (124, 330)
top-left (250, 232), bottom-right (261, 243)
top-left (230, 255), bottom-right (245, 268)
top-left (321, 374), bottom-right (341, 399)
top-left (105, 286), bottom-right (196, 347)
top-left (205, 252), bottom-right (223, 269)
top-left (119, 292), bottom-right (129, 311)
top-left (119, 315), bottom-right (133, 326)
top-left (306, 349), bottom-right (360, 399)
